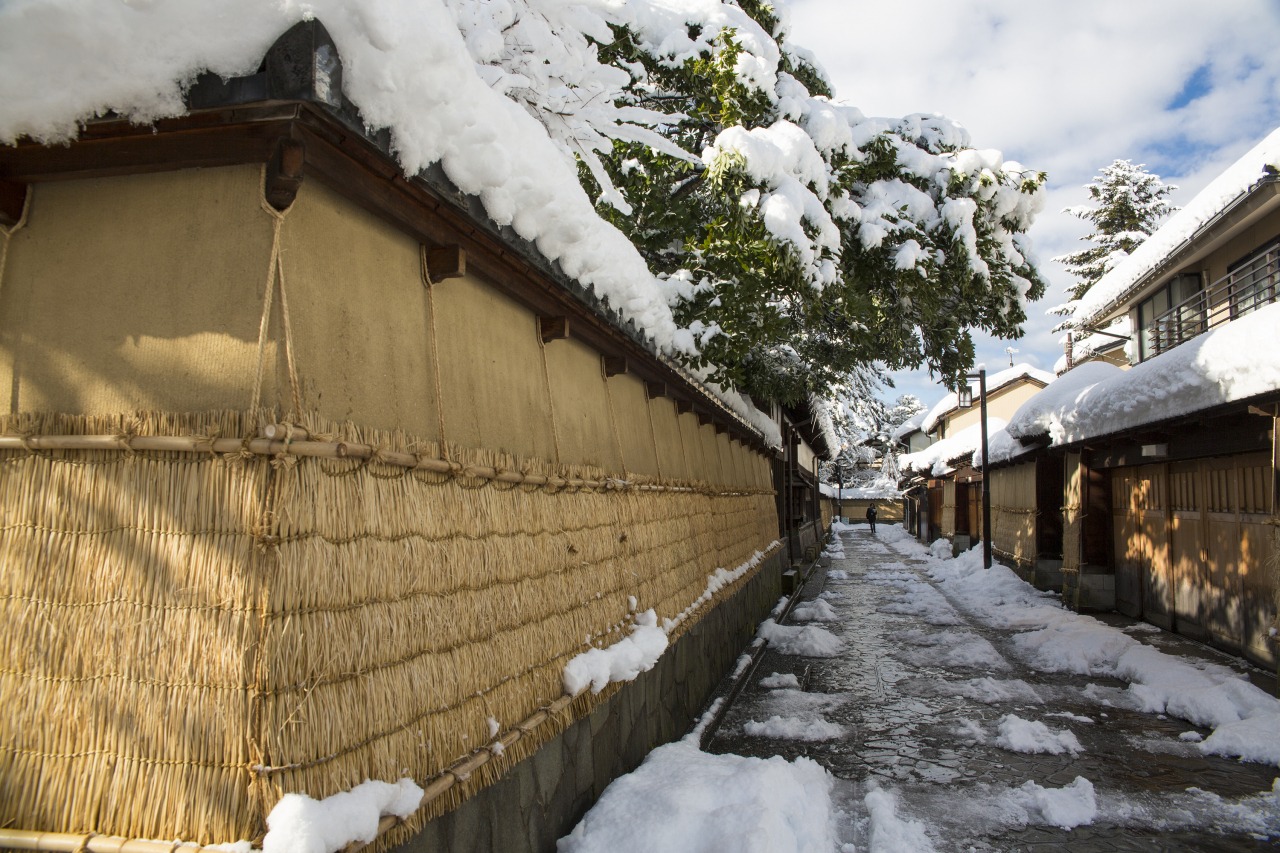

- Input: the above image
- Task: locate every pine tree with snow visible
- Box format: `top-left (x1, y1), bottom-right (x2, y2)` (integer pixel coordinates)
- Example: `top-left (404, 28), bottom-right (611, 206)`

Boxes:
top-left (1055, 160), bottom-right (1177, 300)
top-left (441, 0), bottom-right (1048, 404)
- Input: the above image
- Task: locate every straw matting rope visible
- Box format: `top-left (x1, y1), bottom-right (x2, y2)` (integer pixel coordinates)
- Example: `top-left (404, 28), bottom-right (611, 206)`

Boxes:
top-left (536, 319), bottom-right (562, 466)
top-left (601, 369), bottom-right (627, 475)
top-left (421, 258), bottom-right (448, 447)
top-left (0, 434), bottom-right (771, 497)
top-left (250, 172), bottom-right (301, 418)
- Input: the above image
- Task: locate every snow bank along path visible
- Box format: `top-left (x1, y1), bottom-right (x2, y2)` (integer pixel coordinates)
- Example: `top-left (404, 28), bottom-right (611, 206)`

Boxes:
top-left (913, 536), bottom-right (1280, 766)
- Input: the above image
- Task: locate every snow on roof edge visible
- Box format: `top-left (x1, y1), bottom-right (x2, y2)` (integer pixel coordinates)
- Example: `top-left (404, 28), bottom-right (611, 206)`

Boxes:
top-left (1003, 303), bottom-right (1280, 452)
top-left (1074, 127), bottom-right (1280, 328)
top-left (919, 364), bottom-right (1055, 433)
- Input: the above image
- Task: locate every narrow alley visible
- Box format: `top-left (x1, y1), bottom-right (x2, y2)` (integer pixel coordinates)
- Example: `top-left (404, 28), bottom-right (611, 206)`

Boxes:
top-left (701, 525), bottom-right (1280, 851)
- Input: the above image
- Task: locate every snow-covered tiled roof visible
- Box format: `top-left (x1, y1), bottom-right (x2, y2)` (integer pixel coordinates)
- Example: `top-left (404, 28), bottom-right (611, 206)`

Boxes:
top-left (889, 410), bottom-right (927, 442)
top-left (901, 417), bottom-right (1008, 477)
top-left (999, 302), bottom-right (1280, 453)
top-left (1074, 127), bottom-right (1280, 328)
top-left (919, 363), bottom-right (1055, 434)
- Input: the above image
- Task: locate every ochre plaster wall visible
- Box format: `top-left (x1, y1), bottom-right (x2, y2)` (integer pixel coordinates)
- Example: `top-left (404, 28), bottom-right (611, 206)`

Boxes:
top-left (1, 167), bottom-right (272, 415)
top-left (543, 337), bottom-right (622, 470)
top-left (280, 179), bottom-right (437, 436)
top-left (0, 165), bottom-right (775, 490)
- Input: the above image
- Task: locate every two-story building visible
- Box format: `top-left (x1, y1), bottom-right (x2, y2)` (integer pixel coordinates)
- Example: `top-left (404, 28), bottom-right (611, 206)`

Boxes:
top-left (989, 127), bottom-right (1280, 670)
top-left (898, 364), bottom-right (1053, 547)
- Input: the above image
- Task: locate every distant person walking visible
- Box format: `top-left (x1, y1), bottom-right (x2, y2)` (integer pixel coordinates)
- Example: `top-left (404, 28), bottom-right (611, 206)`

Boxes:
top-left (866, 504), bottom-right (877, 533)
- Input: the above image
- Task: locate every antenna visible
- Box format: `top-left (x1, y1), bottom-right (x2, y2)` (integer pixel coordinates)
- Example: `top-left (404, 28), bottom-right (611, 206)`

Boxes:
top-left (1004, 346), bottom-right (1018, 367)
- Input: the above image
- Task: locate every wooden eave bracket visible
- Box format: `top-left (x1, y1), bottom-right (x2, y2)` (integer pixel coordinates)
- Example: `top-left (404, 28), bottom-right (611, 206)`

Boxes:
top-left (602, 356), bottom-right (628, 377)
top-left (645, 381), bottom-right (666, 400)
top-left (675, 399), bottom-right (693, 415)
top-left (265, 138), bottom-right (305, 211)
top-left (539, 316), bottom-right (569, 343)
top-left (0, 179), bottom-right (27, 228)
top-left (421, 244), bottom-right (466, 285)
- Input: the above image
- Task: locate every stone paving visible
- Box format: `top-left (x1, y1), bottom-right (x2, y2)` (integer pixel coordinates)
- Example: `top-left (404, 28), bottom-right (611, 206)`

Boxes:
top-left (706, 526), bottom-right (1280, 852)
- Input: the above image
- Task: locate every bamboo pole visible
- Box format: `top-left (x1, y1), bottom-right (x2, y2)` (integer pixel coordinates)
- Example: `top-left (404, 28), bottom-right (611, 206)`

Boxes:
top-left (0, 432), bottom-right (769, 497)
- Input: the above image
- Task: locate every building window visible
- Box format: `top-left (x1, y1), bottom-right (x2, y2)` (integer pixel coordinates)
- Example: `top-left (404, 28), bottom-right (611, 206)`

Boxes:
top-left (1136, 272), bottom-right (1202, 361)
top-left (1226, 238), bottom-right (1280, 319)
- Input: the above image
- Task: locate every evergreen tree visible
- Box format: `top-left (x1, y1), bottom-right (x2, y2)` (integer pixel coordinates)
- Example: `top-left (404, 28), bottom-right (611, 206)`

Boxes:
top-left (454, 0), bottom-right (1047, 404)
top-left (1055, 160), bottom-right (1177, 300)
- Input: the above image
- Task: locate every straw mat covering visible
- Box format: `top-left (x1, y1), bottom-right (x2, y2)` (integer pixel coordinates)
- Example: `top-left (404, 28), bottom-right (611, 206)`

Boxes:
top-left (0, 410), bottom-right (779, 848)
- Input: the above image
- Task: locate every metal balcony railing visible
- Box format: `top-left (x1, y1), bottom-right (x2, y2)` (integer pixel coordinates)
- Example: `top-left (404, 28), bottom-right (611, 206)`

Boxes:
top-left (1151, 243), bottom-right (1280, 355)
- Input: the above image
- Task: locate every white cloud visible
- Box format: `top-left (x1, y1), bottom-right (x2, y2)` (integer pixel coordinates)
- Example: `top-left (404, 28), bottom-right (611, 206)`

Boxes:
top-left (780, 0), bottom-right (1280, 404)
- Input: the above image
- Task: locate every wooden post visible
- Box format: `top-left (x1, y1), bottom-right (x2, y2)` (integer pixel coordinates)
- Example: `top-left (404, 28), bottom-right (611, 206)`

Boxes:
top-left (539, 316), bottom-right (569, 343)
top-left (0, 179), bottom-right (26, 227)
top-left (979, 369), bottom-right (992, 569)
top-left (422, 245), bottom-right (466, 284)
top-left (264, 138), bottom-right (305, 211)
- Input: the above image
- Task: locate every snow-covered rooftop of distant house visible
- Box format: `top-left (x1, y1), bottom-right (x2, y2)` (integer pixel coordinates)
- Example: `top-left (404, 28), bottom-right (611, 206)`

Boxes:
top-left (988, 303), bottom-right (1280, 459)
top-left (920, 364), bottom-right (1055, 434)
top-left (820, 481), bottom-right (901, 500)
top-left (0, 0), bottom-right (787, 448)
top-left (1074, 127), bottom-right (1280, 328)
top-left (890, 410), bottom-right (927, 442)
top-left (1052, 317), bottom-right (1132, 375)
top-left (900, 417), bottom-right (1007, 477)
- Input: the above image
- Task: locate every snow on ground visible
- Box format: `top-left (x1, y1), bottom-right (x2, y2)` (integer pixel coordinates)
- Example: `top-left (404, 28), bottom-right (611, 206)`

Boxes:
top-left (943, 677), bottom-right (1045, 706)
top-left (1008, 777), bottom-right (1098, 829)
top-left (557, 737), bottom-right (837, 853)
top-left (894, 627), bottom-right (1007, 670)
top-left (993, 714), bottom-right (1084, 756)
top-left (883, 527), bottom-right (1280, 767)
top-left (863, 787), bottom-right (939, 853)
top-left (758, 618), bottom-right (844, 657)
top-left (759, 672), bottom-right (801, 689)
top-left (562, 526), bottom-right (1280, 850)
top-left (743, 715), bottom-right (846, 741)
top-left (792, 598), bottom-right (839, 622)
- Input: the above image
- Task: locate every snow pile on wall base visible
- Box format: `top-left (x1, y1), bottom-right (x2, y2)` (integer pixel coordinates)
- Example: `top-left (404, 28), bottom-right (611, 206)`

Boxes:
top-left (563, 610), bottom-right (668, 696)
top-left (790, 598), bottom-right (838, 622)
top-left (557, 739), bottom-right (836, 853)
top-left (262, 778), bottom-right (424, 853)
top-left (564, 545), bottom-right (778, 696)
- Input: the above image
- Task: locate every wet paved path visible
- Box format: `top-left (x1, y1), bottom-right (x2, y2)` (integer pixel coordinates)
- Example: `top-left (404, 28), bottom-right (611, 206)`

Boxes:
top-left (706, 527), bottom-right (1280, 851)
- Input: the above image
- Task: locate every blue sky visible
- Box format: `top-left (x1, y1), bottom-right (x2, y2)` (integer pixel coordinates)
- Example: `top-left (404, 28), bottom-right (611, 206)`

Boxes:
top-left (781, 0), bottom-right (1280, 408)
